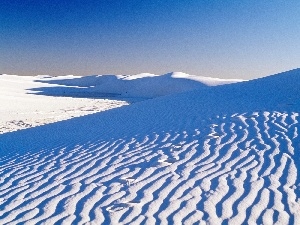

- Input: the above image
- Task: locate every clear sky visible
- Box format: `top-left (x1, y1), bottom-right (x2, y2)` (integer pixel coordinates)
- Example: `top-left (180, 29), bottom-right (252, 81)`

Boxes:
top-left (1, 0), bottom-right (300, 79)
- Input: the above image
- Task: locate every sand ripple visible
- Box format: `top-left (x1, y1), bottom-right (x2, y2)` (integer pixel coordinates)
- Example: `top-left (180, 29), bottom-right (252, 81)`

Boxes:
top-left (0, 111), bottom-right (299, 224)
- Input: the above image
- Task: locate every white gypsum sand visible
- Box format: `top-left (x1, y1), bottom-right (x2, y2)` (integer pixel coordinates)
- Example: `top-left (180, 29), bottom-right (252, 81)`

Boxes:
top-left (0, 74), bottom-right (128, 134)
top-left (0, 70), bottom-right (299, 224)
top-left (0, 72), bottom-right (240, 134)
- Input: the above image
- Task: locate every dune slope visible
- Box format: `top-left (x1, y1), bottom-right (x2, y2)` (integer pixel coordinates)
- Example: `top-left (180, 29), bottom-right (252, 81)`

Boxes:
top-left (0, 70), bottom-right (299, 224)
top-left (0, 72), bottom-right (239, 134)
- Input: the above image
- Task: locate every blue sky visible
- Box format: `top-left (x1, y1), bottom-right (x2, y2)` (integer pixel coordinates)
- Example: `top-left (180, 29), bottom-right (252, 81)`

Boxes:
top-left (1, 0), bottom-right (300, 79)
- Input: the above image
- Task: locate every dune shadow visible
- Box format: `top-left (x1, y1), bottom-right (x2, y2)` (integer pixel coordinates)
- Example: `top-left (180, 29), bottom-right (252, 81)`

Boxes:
top-left (28, 73), bottom-right (209, 102)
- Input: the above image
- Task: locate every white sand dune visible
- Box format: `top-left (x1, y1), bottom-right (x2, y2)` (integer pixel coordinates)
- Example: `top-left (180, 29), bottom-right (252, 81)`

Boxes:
top-left (0, 70), bottom-right (299, 224)
top-left (0, 72), bottom-right (239, 134)
top-left (0, 75), bottom-right (128, 134)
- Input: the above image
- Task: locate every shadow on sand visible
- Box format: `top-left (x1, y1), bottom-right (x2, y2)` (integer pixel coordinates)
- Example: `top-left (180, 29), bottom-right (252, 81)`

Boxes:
top-left (28, 73), bottom-right (209, 102)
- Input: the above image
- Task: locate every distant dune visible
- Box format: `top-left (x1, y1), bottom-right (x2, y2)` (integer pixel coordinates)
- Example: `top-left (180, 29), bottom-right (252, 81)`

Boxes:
top-left (0, 72), bottom-right (241, 133)
top-left (0, 70), bottom-right (299, 224)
